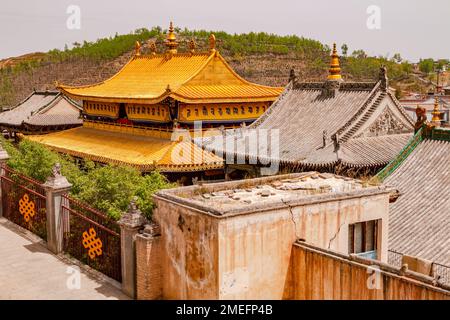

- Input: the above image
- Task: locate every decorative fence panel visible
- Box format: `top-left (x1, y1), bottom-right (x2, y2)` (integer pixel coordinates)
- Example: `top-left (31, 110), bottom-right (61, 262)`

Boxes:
top-left (0, 165), bottom-right (47, 240)
top-left (61, 194), bottom-right (122, 282)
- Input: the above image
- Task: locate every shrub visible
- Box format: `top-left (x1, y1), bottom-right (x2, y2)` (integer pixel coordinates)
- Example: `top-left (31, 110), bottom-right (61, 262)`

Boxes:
top-left (0, 138), bottom-right (174, 220)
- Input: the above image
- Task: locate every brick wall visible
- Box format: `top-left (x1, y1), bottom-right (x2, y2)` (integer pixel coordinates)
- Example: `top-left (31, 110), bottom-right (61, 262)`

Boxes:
top-left (136, 231), bottom-right (162, 300)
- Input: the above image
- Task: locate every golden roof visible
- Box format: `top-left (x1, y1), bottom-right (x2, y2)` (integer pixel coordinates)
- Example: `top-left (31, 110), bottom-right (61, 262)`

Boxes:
top-left (58, 49), bottom-right (283, 104)
top-left (26, 122), bottom-right (223, 173)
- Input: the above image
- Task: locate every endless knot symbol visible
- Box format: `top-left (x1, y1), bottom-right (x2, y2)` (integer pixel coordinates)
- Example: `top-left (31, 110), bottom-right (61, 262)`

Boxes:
top-left (82, 228), bottom-right (103, 259)
top-left (18, 194), bottom-right (35, 222)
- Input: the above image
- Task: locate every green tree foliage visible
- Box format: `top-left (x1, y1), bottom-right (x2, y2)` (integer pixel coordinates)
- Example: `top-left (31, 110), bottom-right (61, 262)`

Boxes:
top-left (0, 138), bottom-right (174, 220)
top-left (418, 58), bottom-right (435, 74)
top-left (341, 44), bottom-right (348, 56)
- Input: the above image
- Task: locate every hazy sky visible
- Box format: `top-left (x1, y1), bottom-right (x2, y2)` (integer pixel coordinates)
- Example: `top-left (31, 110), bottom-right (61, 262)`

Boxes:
top-left (1, 0), bottom-right (449, 62)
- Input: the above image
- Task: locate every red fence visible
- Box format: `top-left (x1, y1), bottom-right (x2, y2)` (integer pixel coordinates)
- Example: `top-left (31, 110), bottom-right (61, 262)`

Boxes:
top-left (0, 165), bottom-right (47, 240)
top-left (61, 194), bottom-right (122, 282)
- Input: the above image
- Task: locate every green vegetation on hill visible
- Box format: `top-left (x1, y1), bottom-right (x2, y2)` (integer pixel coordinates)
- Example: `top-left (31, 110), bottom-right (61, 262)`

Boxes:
top-left (0, 26), bottom-right (448, 106)
top-left (0, 138), bottom-right (174, 220)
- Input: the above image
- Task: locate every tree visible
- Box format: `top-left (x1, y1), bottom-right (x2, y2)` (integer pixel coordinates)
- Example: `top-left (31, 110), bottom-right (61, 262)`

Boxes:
top-left (419, 58), bottom-right (434, 74)
top-left (392, 53), bottom-right (402, 63)
top-left (0, 138), bottom-right (174, 220)
top-left (341, 44), bottom-right (348, 56)
top-left (351, 49), bottom-right (367, 59)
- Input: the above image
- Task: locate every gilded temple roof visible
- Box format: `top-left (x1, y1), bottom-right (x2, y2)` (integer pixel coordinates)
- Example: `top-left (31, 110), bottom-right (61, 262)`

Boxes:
top-left (58, 51), bottom-right (283, 104)
top-left (26, 122), bottom-right (224, 173)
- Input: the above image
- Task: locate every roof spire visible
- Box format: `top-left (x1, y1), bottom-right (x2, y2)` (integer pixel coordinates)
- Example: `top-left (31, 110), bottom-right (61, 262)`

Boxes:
top-left (431, 96), bottom-right (442, 126)
top-left (327, 43), bottom-right (342, 81)
top-left (135, 41), bottom-right (141, 56)
top-left (209, 34), bottom-right (216, 53)
top-left (165, 21), bottom-right (178, 54)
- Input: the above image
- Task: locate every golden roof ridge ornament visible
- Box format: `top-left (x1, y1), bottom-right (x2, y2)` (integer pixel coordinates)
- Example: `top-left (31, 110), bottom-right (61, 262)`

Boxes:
top-left (165, 21), bottom-right (178, 54)
top-left (431, 96), bottom-right (442, 126)
top-left (188, 38), bottom-right (197, 54)
top-left (135, 41), bottom-right (141, 56)
top-left (327, 43), bottom-right (342, 81)
top-left (209, 34), bottom-right (216, 54)
top-left (148, 40), bottom-right (157, 56)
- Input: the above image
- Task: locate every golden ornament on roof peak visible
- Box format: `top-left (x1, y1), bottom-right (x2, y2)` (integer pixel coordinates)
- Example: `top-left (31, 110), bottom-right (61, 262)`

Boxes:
top-left (431, 96), bottom-right (442, 126)
top-left (209, 34), bottom-right (216, 53)
top-left (165, 21), bottom-right (178, 54)
top-left (135, 41), bottom-right (141, 56)
top-left (327, 43), bottom-right (342, 81)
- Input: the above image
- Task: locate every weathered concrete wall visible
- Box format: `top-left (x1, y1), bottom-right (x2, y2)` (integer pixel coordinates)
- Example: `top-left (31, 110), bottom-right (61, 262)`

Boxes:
top-left (286, 242), bottom-right (450, 300)
top-left (153, 199), bottom-right (220, 299)
top-left (151, 191), bottom-right (389, 299)
top-left (217, 193), bottom-right (389, 299)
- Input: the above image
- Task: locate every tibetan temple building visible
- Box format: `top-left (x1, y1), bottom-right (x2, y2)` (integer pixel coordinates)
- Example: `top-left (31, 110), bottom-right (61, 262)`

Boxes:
top-left (27, 23), bottom-right (283, 182)
top-left (377, 121), bottom-right (450, 275)
top-left (199, 44), bottom-right (415, 178)
top-left (0, 90), bottom-right (82, 137)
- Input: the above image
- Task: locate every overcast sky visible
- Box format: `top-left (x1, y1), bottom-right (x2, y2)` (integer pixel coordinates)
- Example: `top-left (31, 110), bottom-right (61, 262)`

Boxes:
top-left (1, 0), bottom-right (449, 62)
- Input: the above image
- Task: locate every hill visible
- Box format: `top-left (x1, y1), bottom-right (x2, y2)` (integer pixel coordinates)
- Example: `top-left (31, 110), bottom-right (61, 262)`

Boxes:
top-left (0, 27), bottom-right (445, 108)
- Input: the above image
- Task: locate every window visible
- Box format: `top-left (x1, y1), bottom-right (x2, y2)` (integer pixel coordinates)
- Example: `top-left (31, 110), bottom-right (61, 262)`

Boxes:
top-left (202, 107), bottom-right (208, 116)
top-left (226, 107), bottom-right (231, 115)
top-left (241, 106), bottom-right (245, 114)
top-left (187, 109), bottom-right (191, 117)
top-left (233, 107), bottom-right (238, 114)
top-left (349, 220), bottom-right (379, 256)
top-left (218, 108), bottom-right (223, 115)
top-left (256, 106), bottom-right (260, 114)
top-left (248, 106), bottom-right (253, 113)
top-left (152, 108), bottom-right (155, 116)
top-left (210, 107), bottom-right (215, 115)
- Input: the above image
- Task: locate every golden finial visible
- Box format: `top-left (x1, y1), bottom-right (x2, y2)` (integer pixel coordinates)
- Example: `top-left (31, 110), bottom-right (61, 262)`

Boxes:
top-left (165, 21), bottom-right (178, 54)
top-left (148, 40), bottom-right (157, 55)
top-left (327, 43), bottom-right (342, 81)
top-left (135, 41), bottom-right (141, 56)
top-left (188, 38), bottom-right (197, 53)
top-left (209, 34), bottom-right (216, 53)
top-left (431, 96), bottom-right (442, 126)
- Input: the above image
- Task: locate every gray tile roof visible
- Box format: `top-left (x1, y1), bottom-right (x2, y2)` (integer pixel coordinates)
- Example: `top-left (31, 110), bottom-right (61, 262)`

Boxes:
top-left (0, 91), bottom-right (81, 128)
top-left (385, 138), bottom-right (450, 266)
top-left (199, 72), bottom-right (415, 168)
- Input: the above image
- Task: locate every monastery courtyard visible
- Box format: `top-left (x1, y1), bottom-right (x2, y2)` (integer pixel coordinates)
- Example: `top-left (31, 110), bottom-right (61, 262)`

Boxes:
top-left (0, 218), bottom-right (128, 300)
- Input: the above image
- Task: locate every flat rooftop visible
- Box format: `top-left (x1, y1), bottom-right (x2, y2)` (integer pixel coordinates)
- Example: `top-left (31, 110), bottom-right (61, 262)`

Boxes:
top-left (155, 172), bottom-right (393, 217)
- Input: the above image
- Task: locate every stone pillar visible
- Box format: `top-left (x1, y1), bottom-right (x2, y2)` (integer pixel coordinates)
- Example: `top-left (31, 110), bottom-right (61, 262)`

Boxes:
top-left (0, 145), bottom-right (9, 218)
top-left (118, 197), bottom-right (146, 299)
top-left (136, 223), bottom-right (162, 300)
top-left (43, 163), bottom-right (72, 254)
